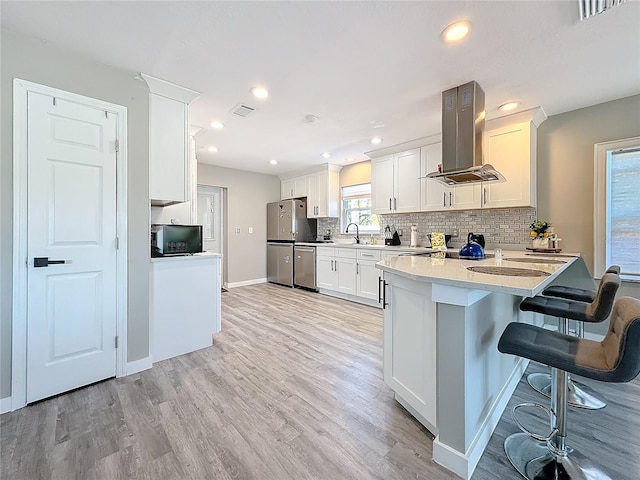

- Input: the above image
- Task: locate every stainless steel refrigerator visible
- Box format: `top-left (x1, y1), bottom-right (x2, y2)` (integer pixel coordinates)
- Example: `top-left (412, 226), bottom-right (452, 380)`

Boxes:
top-left (266, 200), bottom-right (316, 287)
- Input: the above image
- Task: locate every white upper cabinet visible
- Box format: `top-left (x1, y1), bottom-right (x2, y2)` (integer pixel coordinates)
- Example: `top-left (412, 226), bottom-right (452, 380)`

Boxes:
top-left (142, 73), bottom-right (200, 206)
top-left (420, 142), bottom-right (481, 211)
top-left (372, 148), bottom-right (421, 214)
top-left (281, 174), bottom-right (307, 199)
top-left (482, 120), bottom-right (537, 209)
top-left (307, 166), bottom-right (341, 218)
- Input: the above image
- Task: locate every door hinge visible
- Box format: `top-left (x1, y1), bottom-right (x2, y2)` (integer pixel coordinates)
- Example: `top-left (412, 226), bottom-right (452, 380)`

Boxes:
top-left (115, 139), bottom-right (120, 152)
top-left (115, 336), bottom-right (119, 348)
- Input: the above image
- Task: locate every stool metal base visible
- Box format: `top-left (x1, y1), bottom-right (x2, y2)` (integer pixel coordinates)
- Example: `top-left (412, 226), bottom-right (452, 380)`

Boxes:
top-left (527, 373), bottom-right (606, 410)
top-left (504, 432), bottom-right (612, 480)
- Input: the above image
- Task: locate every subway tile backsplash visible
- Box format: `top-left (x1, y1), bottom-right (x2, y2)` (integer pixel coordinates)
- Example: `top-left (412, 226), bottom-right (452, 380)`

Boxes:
top-left (318, 207), bottom-right (537, 247)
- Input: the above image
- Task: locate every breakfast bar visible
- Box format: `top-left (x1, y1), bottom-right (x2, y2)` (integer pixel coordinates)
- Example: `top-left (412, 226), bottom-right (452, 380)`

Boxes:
top-left (376, 251), bottom-right (578, 479)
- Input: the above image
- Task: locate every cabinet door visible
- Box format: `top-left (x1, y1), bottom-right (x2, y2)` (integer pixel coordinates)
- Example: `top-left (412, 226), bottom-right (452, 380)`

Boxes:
top-left (335, 257), bottom-right (357, 295)
top-left (450, 184), bottom-right (482, 210)
top-left (307, 173), bottom-right (319, 217)
top-left (281, 179), bottom-right (295, 200)
top-left (371, 155), bottom-right (394, 214)
top-left (383, 277), bottom-right (437, 429)
top-left (483, 122), bottom-right (534, 208)
top-left (316, 256), bottom-right (336, 290)
top-left (357, 260), bottom-right (381, 301)
top-left (315, 170), bottom-right (329, 217)
top-left (149, 94), bottom-right (187, 203)
top-left (293, 175), bottom-right (308, 198)
top-left (420, 143), bottom-right (449, 211)
top-left (394, 149), bottom-right (421, 213)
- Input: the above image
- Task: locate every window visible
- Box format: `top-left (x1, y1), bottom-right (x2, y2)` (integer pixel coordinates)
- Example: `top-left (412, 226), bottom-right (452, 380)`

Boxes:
top-left (341, 184), bottom-right (380, 233)
top-left (594, 137), bottom-right (640, 281)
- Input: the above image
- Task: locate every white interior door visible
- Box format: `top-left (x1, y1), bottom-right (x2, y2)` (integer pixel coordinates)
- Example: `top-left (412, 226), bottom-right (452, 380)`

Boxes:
top-left (197, 185), bottom-right (223, 253)
top-left (26, 91), bottom-right (118, 403)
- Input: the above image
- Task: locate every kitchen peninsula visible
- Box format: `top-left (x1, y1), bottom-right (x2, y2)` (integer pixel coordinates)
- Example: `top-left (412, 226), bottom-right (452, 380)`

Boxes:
top-left (376, 251), bottom-right (578, 479)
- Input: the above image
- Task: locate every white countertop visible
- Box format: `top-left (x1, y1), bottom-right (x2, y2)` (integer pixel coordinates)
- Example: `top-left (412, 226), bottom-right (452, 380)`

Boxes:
top-left (376, 250), bottom-right (579, 297)
top-left (150, 251), bottom-right (223, 263)
top-left (295, 242), bottom-right (425, 252)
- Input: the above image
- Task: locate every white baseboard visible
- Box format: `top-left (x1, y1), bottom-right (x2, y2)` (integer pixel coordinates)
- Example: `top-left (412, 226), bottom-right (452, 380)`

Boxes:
top-left (317, 288), bottom-right (381, 308)
top-left (126, 356), bottom-right (153, 375)
top-left (433, 358), bottom-right (529, 479)
top-left (227, 278), bottom-right (266, 288)
top-left (1, 396), bottom-right (12, 414)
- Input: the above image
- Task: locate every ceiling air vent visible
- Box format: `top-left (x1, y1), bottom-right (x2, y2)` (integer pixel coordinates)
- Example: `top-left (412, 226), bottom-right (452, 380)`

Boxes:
top-left (579, 0), bottom-right (626, 20)
top-left (230, 103), bottom-right (255, 117)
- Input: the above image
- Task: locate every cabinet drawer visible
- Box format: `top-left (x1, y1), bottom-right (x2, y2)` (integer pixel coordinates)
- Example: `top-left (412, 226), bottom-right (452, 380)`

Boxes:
top-left (357, 249), bottom-right (382, 261)
top-left (334, 248), bottom-right (357, 259)
top-left (316, 247), bottom-right (335, 257)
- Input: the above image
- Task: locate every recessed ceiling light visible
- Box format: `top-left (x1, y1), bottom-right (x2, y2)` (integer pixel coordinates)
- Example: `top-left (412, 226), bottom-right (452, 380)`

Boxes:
top-left (304, 114), bottom-right (319, 123)
top-left (207, 146), bottom-right (218, 153)
top-left (346, 157), bottom-right (356, 162)
top-left (210, 121), bottom-right (224, 129)
top-left (441, 20), bottom-right (471, 43)
top-left (269, 159), bottom-right (278, 165)
top-left (251, 86), bottom-right (269, 99)
top-left (499, 101), bottom-right (521, 112)
top-left (371, 137), bottom-right (383, 145)
top-left (321, 152), bottom-right (331, 158)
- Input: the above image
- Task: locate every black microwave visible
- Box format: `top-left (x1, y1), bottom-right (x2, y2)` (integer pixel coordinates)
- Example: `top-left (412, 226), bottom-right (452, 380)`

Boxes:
top-left (151, 224), bottom-right (203, 257)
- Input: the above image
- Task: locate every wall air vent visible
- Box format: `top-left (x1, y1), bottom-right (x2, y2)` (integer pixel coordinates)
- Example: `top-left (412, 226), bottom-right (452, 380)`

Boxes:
top-left (579, 0), bottom-right (626, 20)
top-left (230, 103), bottom-right (255, 117)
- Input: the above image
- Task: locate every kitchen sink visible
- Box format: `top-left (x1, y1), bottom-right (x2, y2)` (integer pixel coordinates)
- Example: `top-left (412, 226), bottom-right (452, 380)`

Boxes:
top-left (466, 266), bottom-right (550, 277)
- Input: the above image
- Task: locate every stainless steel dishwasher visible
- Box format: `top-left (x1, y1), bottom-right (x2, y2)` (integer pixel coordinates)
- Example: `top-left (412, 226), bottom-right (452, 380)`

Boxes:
top-left (294, 245), bottom-right (316, 290)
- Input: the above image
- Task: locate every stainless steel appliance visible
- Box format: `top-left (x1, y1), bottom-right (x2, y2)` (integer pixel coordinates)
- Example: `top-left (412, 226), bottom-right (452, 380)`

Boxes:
top-left (151, 224), bottom-right (203, 257)
top-left (294, 246), bottom-right (316, 290)
top-left (267, 242), bottom-right (294, 286)
top-left (266, 199), bottom-right (317, 287)
top-left (426, 81), bottom-right (505, 186)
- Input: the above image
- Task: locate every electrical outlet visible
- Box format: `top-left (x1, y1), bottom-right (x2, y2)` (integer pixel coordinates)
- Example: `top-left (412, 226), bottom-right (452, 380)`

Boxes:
top-left (235, 227), bottom-right (241, 234)
top-left (452, 229), bottom-right (459, 237)
top-left (248, 227), bottom-right (254, 234)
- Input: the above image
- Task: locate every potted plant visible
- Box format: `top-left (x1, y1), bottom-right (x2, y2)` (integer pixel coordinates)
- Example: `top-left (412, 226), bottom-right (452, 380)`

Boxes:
top-left (530, 220), bottom-right (552, 248)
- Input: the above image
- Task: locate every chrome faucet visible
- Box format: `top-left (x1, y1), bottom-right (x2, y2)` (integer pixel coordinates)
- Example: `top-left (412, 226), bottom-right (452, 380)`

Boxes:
top-left (346, 223), bottom-right (360, 244)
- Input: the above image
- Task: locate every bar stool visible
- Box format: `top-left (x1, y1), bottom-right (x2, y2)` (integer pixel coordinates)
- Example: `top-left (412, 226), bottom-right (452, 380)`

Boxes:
top-left (542, 265), bottom-right (620, 303)
top-left (520, 271), bottom-right (620, 409)
top-left (498, 296), bottom-right (640, 480)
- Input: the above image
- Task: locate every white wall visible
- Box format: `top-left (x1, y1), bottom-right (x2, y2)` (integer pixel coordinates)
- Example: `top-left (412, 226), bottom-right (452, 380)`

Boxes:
top-left (197, 164), bottom-right (281, 284)
top-left (1, 29), bottom-right (151, 400)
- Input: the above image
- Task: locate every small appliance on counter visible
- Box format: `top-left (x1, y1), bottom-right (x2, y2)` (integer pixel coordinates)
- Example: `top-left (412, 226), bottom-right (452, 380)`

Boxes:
top-left (467, 232), bottom-right (485, 249)
top-left (410, 225), bottom-right (419, 247)
top-left (384, 225), bottom-right (401, 246)
top-left (458, 232), bottom-right (485, 259)
top-left (151, 224), bottom-right (203, 257)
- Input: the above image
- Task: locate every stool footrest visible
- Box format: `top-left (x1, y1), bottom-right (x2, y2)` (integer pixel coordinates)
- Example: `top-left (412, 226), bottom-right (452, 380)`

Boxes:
top-left (512, 402), bottom-right (558, 442)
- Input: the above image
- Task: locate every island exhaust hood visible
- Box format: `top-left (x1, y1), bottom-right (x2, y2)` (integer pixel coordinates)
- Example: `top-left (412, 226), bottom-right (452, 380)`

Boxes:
top-left (426, 81), bottom-right (505, 186)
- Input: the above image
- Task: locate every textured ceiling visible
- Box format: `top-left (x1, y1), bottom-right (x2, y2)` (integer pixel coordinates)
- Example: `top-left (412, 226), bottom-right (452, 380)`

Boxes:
top-left (2, 1), bottom-right (639, 175)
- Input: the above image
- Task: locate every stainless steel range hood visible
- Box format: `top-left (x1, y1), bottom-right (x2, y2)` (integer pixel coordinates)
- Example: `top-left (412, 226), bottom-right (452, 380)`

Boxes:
top-left (426, 81), bottom-right (505, 186)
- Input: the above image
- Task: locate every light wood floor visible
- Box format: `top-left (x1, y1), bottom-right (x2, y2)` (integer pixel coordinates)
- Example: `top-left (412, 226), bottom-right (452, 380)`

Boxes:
top-left (2, 283), bottom-right (639, 479)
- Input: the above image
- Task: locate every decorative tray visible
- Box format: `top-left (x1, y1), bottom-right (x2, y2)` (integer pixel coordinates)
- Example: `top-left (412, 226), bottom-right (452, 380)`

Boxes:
top-left (525, 247), bottom-right (562, 253)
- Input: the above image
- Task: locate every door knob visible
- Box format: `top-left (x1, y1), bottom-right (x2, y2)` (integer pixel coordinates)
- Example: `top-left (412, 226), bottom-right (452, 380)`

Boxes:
top-left (34, 257), bottom-right (68, 268)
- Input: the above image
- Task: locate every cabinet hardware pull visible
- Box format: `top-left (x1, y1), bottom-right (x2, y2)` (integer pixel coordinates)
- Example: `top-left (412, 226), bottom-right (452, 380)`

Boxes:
top-left (443, 192), bottom-right (446, 207)
top-left (382, 279), bottom-right (388, 309)
top-left (394, 197), bottom-right (397, 210)
top-left (378, 277), bottom-right (382, 304)
top-left (483, 187), bottom-right (487, 205)
top-left (389, 198), bottom-right (392, 211)
top-left (449, 192), bottom-right (452, 207)
top-left (356, 263), bottom-right (359, 275)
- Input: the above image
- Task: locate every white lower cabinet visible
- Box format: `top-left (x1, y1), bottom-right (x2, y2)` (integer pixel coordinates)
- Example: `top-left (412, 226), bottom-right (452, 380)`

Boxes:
top-left (150, 255), bottom-right (222, 363)
top-left (382, 272), bottom-right (437, 432)
top-left (316, 246), bottom-right (384, 305)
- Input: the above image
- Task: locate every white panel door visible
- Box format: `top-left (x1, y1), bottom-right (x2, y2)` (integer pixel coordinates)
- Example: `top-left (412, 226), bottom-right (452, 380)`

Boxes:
top-left (27, 91), bottom-right (118, 403)
top-left (316, 256), bottom-right (335, 290)
top-left (371, 155), bottom-right (394, 214)
top-left (335, 257), bottom-right (357, 295)
top-left (420, 143), bottom-right (448, 211)
top-left (356, 260), bottom-right (380, 301)
top-left (394, 148), bottom-right (421, 213)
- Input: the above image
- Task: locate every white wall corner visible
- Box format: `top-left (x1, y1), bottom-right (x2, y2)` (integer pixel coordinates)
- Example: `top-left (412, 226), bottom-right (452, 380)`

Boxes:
top-left (125, 356), bottom-right (153, 376)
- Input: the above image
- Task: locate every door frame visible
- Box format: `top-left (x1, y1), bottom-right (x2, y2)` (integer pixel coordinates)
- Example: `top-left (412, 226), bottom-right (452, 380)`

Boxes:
top-left (11, 79), bottom-right (128, 411)
top-left (197, 184), bottom-right (227, 287)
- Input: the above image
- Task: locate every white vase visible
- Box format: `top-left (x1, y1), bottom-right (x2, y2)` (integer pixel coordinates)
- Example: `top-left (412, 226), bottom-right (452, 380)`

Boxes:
top-left (532, 237), bottom-right (549, 249)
